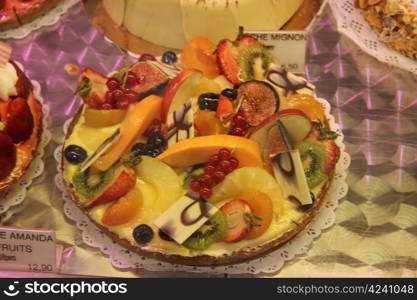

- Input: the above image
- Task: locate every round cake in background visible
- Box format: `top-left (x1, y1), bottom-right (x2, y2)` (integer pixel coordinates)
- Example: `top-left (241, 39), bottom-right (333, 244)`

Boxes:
top-left (356, 0), bottom-right (417, 60)
top-left (84, 0), bottom-right (323, 54)
top-left (0, 0), bottom-right (62, 31)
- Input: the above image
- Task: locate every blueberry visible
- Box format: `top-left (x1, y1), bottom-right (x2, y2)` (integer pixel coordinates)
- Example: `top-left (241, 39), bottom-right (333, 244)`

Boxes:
top-left (198, 93), bottom-right (219, 111)
top-left (221, 88), bottom-right (238, 100)
top-left (133, 224), bottom-right (154, 244)
top-left (64, 145), bottom-right (87, 165)
top-left (162, 51), bottom-right (178, 64)
top-left (131, 142), bottom-right (148, 154)
top-left (147, 148), bottom-right (161, 158)
top-left (148, 133), bottom-right (166, 148)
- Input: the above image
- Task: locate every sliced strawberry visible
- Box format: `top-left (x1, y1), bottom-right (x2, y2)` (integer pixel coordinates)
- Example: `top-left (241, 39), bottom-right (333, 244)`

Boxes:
top-left (77, 68), bottom-right (109, 108)
top-left (5, 97), bottom-right (34, 143)
top-left (0, 132), bottom-right (16, 180)
top-left (216, 95), bottom-right (234, 119)
top-left (237, 34), bottom-right (258, 46)
top-left (216, 39), bottom-right (241, 85)
top-left (324, 141), bottom-right (340, 174)
top-left (221, 199), bottom-right (251, 243)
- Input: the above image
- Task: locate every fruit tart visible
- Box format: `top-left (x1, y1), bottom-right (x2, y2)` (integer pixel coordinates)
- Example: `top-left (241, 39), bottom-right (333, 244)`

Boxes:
top-left (0, 0), bottom-right (62, 31)
top-left (62, 34), bottom-right (342, 266)
top-left (0, 60), bottom-right (43, 197)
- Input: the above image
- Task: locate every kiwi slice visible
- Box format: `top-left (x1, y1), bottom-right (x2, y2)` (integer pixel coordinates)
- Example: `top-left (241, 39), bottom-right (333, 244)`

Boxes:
top-left (183, 211), bottom-right (227, 251)
top-left (72, 167), bottom-right (115, 199)
top-left (238, 44), bottom-right (274, 82)
top-left (296, 142), bottom-right (327, 189)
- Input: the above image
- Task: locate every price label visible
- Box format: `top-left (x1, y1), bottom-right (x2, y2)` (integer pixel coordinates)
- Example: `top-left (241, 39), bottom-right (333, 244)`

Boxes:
top-left (0, 226), bottom-right (57, 273)
top-left (246, 30), bottom-right (307, 74)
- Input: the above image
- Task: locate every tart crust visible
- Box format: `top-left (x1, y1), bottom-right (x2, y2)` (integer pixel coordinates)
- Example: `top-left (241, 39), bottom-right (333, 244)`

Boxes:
top-left (0, 62), bottom-right (43, 197)
top-left (0, 0), bottom-right (61, 31)
top-left (356, 0), bottom-right (417, 59)
top-left (62, 107), bottom-right (334, 266)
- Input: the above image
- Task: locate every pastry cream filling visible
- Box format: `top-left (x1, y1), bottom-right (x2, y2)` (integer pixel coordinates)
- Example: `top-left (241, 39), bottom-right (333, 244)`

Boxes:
top-left (64, 108), bottom-right (327, 257)
top-left (103, 0), bottom-right (304, 49)
top-left (0, 63), bottom-right (18, 101)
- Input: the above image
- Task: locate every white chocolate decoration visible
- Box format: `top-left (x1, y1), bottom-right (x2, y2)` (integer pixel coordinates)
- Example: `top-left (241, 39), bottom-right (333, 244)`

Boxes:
top-left (271, 149), bottom-right (312, 206)
top-left (0, 63), bottom-right (18, 101)
top-left (166, 99), bottom-right (194, 147)
top-left (154, 194), bottom-right (218, 244)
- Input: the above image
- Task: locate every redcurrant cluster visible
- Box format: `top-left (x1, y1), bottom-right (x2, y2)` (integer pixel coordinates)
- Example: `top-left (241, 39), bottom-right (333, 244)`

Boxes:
top-left (102, 72), bottom-right (142, 110)
top-left (190, 148), bottom-right (239, 199)
top-left (230, 113), bottom-right (249, 136)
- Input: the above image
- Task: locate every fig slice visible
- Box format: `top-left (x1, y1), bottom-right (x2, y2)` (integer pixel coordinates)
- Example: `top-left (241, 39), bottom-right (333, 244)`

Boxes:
top-left (237, 80), bottom-right (279, 126)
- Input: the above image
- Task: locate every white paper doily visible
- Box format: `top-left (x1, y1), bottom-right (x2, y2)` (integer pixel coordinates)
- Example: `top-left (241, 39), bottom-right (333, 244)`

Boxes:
top-left (54, 87), bottom-right (350, 275)
top-left (0, 0), bottom-right (80, 40)
top-left (328, 0), bottom-right (417, 75)
top-left (0, 62), bottom-right (51, 222)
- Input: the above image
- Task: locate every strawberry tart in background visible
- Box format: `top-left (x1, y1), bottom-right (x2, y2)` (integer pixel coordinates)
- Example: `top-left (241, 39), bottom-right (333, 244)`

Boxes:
top-left (0, 44), bottom-right (44, 198)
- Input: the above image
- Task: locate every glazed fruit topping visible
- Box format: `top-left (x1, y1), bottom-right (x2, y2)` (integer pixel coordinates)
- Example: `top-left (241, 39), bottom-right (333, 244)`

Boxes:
top-left (133, 224), bottom-right (154, 244)
top-left (138, 53), bottom-right (156, 62)
top-left (198, 93), bottom-right (219, 111)
top-left (4, 97), bottom-right (34, 144)
top-left (188, 148), bottom-right (239, 199)
top-left (162, 51), bottom-right (178, 65)
top-left (64, 145), bottom-right (87, 165)
top-left (0, 132), bottom-right (16, 181)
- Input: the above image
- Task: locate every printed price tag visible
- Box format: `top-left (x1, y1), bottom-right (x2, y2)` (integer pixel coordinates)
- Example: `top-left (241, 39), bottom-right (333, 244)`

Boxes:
top-left (246, 30), bottom-right (307, 74)
top-left (0, 226), bottom-right (57, 273)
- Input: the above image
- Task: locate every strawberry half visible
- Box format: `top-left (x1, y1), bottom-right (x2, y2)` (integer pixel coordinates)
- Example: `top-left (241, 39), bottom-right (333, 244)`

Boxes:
top-left (221, 199), bottom-right (252, 243)
top-left (324, 141), bottom-right (340, 174)
top-left (77, 68), bottom-right (109, 108)
top-left (5, 97), bottom-right (34, 144)
top-left (216, 39), bottom-right (241, 85)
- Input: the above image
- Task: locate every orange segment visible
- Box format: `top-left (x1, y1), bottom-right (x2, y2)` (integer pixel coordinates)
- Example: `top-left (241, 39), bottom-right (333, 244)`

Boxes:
top-left (93, 95), bottom-right (162, 171)
top-left (181, 36), bottom-right (220, 79)
top-left (102, 189), bottom-right (142, 226)
top-left (194, 109), bottom-right (225, 136)
top-left (243, 191), bottom-right (273, 240)
top-left (157, 135), bottom-right (262, 168)
top-left (286, 94), bottom-right (325, 122)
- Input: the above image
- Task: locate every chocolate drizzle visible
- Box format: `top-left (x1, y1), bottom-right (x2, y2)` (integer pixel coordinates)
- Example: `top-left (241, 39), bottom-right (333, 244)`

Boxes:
top-left (167, 100), bottom-right (193, 143)
top-left (266, 65), bottom-right (314, 96)
top-left (180, 193), bottom-right (210, 226)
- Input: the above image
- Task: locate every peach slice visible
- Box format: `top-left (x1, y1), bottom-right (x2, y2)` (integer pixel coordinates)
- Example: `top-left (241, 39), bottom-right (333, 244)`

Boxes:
top-left (83, 108), bottom-right (127, 128)
top-left (181, 36), bottom-right (220, 79)
top-left (101, 189), bottom-right (142, 226)
top-left (194, 110), bottom-right (225, 136)
top-left (92, 95), bottom-right (162, 171)
top-left (156, 135), bottom-right (263, 168)
top-left (84, 165), bottom-right (136, 208)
